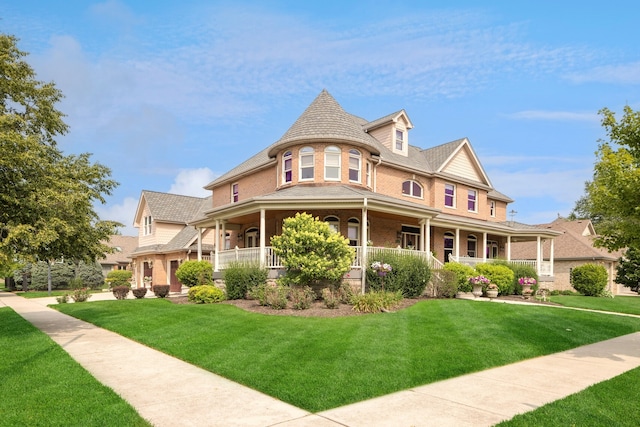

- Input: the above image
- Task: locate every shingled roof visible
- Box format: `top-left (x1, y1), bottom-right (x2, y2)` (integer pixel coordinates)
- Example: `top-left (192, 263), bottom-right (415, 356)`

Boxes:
top-left (140, 190), bottom-right (210, 224)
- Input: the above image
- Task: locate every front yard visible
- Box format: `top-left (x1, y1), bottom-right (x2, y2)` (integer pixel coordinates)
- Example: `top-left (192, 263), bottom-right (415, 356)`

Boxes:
top-left (53, 297), bottom-right (640, 412)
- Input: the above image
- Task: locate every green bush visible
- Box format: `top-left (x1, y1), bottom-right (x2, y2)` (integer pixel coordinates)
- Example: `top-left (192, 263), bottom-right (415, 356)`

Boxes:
top-left (132, 288), bottom-right (148, 299)
top-left (106, 270), bottom-right (132, 288)
top-left (248, 282), bottom-right (290, 309)
top-left (76, 261), bottom-right (105, 289)
top-left (366, 251), bottom-right (431, 297)
top-left (152, 284), bottom-right (170, 298)
top-left (70, 288), bottom-right (91, 302)
top-left (321, 287), bottom-right (341, 308)
top-left (351, 290), bottom-right (403, 313)
top-left (443, 262), bottom-right (476, 292)
top-left (187, 285), bottom-right (226, 304)
top-left (223, 261), bottom-right (268, 300)
top-left (571, 264), bottom-right (608, 296)
top-left (14, 261), bottom-right (75, 290)
top-left (112, 286), bottom-right (130, 300)
top-left (475, 263), bottom-right (515, 295)
top-left (289, 286), bottom-right (316, 310)
top-left (507, 263), bottom-right (538, 295)
top-left (428, 269), bottom-right (458, 298)
top-left (175, 260), bottom-right (213, 287)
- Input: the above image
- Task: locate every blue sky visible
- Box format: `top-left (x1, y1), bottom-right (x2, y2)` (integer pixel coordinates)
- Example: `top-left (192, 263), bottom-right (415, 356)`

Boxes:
top-left (3, 1), bottom-right (640, 235)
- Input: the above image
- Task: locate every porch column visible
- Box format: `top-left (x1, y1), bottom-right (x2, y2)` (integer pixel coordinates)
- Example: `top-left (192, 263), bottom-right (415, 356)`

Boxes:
top-left (221, 221), bottom-right (227, 251)
top-left (549, 238), bottom-right (555, 277)
top-left (482, 232), bottom-right (487, 263)
top-left (536, 236), bottom-right (542, 276)
top-left (455, 228), bottom-right (460, 258)
top-left (197, 227), bottom-right (203, 260)
top-left (361, 199), bottom-right (368, 294)
top-left (426, 218), bottom-right (431, 254)
top-left (259, 209), bottom-right (266, 268)
top-left (214, 220), bottom-right (220, 272)
top-left (507, 236), bottom-right (512, 261)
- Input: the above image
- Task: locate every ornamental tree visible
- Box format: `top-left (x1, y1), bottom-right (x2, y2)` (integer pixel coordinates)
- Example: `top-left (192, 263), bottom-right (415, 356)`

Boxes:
top-left (572, 106), bottom-right (640, 251)
top-left (615, 247), bottom-right (640, 294)
top-left (0, 34), bottom-right (120, 275)
top-left (271, 212), bottom-right (355, 286)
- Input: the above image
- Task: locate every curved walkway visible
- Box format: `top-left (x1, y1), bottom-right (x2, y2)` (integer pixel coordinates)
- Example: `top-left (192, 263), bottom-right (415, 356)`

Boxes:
top-left (2, 291), bottom-right (640, 426)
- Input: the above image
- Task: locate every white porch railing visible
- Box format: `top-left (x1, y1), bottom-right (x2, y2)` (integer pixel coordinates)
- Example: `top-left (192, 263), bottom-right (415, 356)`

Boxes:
top-left (214, 246), bottom-right (442, 270)
top-left (449, 255), bottom-right (552, 276)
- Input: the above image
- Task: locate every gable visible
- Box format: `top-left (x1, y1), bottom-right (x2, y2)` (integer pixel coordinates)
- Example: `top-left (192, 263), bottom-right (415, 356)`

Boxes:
top-left (440, 144), bottom-right (489, 185)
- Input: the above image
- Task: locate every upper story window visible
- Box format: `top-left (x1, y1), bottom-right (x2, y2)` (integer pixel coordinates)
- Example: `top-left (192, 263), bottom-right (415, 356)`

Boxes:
top-left (445, 183), bottom-right (456, 208)
top-left (402, 180), bottom-right (422, 198)
top-left (143, 215), bottom-right (152, 236)
top-left (283, 151), bottom-right (292, 184)
top-left (232, 183), bottom-right (239, 203)
top-left (365, 161), bottom-right (372, 187)
top-left (348, 149), bottom-right (361, 182)
top-left (324, 146), bottom-right (341, 180)
top-left (490, 200), bottom-right (496, 217)
top-left (468, 189), bottom-right (477, 212)
top-left (300, 146), bottom-right (314, 181)
top-left (395, 129), bottom-right (405, 151)
top-left (324, 216), bottom-right (340, 233)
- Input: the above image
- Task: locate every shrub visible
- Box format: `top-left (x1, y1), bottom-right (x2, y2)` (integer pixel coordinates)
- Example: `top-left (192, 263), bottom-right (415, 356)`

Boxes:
top-left (106, 270), bottom-right (132, 288)
top-left (428, 269), bottom-right (458, 298)
top-left (70, 288), bottom-right (92, 302)
top-left (507, 263), bottom-right (538, 295)
top-left (175, 260), bottom-right (213, 287)
top-left (289, 286), bottom-right (316, 310)
top-left (223, 261), bottom-right (268, 300)
top-left (351, 290), bottom-right (403, 313)
top-left (152, 284), bottom-right (170, 298)
top-left (132, 287), bottom-right (148, 299)
top-left (112, 286), bottom-right (130, 300)
top-left (75, 261), bottom-right (105, 289)
top-left (475, 263), bottom-right (514, 295)
top-left (443, 262), bottom-right (476, 292)
top-left (187, 285), bottom-right (226, 304)
top-left (366, 250), bottom-right (431, 297)
top-left (248, 282), bottom-right (289, 309)
top-left (571, 264), bottom-right (608, 296)
top-left (56, 293), bottom-right (69, 304)
top-left (321, 287), bottom-right (341, 309)
top-left (14, 261), bottom-right (75, 290)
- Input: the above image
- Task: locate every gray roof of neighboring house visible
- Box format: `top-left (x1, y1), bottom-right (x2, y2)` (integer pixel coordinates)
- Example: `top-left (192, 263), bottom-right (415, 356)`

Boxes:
top-left (101, 235), bottom-right (138, 264)
top-left (142, 190), bottom-right (211, 224)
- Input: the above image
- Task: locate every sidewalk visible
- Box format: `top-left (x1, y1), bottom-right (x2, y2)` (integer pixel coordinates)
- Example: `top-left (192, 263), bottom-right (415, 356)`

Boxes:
top-left (2, 291), bottom-right (640, 426)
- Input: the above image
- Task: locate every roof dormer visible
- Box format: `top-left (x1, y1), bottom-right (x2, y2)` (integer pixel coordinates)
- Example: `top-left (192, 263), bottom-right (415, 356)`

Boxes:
top-left (363, 110), bottom-right (413, 156)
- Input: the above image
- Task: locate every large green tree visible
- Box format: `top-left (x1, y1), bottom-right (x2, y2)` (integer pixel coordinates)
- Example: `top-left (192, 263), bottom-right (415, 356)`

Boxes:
top-left (572, 106), bottom-right (640, 251)
top-left (0, 34), bottom-right (120, 274)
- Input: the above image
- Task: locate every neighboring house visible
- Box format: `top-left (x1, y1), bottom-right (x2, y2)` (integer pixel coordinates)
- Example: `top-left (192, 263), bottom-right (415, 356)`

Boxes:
top-left (130, 191), bottom-right (215, 291)
top-left (176, 89), bottom-right (561, 291)
top-left (99, 235), bottom-right (137, 277)
top-left (510, 217), bottom-right (623, 294)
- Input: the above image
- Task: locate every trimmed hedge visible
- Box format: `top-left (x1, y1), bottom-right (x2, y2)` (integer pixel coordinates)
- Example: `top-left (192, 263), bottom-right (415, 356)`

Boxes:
top-left (152, 284), bottom-right (170, 298)
top-left (223, 261), bottom-right (268, 300)
top-left (571, 264), bottom-right (608, 296)
top-left (187, 285), bottom-right (225, 304)
top-left (366, 250), bottom-right (431, 297)
top-left (112, 286), bottom-right (130, 300)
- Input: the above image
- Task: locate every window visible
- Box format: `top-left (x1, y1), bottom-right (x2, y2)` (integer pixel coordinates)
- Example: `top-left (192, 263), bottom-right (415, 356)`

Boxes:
top-left (490, 200), bottom-right (496, 217)
top-left (366, 161), bottom-right (372, 187)
top-left (468, 189), bottom-right (477, 212)
top-left (402, 180), bottom-right (423, 198)
top-left (349, 149), bottom-right (361, 182)
top-left (300, 146), bottom-right (314, 180)
top-left (143, 215), bottom-right (152, 236)
top-left (245, 227), bottom-right (259, 248)
top-left (324, 216), bottom-right (340, 233)
top-left (467, 235), bottom-right (477, 257)
top-left (401, 225), bottom-right (420, 249)
top-left (283, 151), bottom-right (292, 183)
top-left (445, 183), bottom-right (456, 208)
top-left (395, 129), bottom-right (404, 151)
top-left (487, 240), bottom-right (498, 259)
top-left (231, 183), bottom-right (239, 203)
top-left (347, 218), bottom-right (360, 246)
top-left (444, 232), bottom-right (454, 262)
top-left (324, 146), bottom-right (341, 180)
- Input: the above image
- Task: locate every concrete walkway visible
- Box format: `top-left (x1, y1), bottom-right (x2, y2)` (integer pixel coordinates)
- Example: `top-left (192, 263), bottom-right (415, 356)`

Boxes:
top-left (2, 291), bottom-right (640, 426)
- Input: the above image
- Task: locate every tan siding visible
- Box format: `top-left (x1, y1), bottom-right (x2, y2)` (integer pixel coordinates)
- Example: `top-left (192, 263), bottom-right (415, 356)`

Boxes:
top-left (442, 148), bottom-right (483, 182)
top-left (368, 124), bottom-right (393, 151)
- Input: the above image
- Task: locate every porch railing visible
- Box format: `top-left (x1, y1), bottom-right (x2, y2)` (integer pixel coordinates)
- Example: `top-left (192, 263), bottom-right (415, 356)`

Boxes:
top-left (449, 255), bottom-right (552, 276)
top-left (214, 246), bottom-right (442, 271)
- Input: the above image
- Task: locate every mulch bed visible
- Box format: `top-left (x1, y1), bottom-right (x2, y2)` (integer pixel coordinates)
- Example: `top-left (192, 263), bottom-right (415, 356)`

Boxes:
top-left (169, 294), bottom-right (559, 317)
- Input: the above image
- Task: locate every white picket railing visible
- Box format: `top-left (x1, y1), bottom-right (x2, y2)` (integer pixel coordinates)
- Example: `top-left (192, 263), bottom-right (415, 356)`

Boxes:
top-left (449, 255), bottom-right (552, 276)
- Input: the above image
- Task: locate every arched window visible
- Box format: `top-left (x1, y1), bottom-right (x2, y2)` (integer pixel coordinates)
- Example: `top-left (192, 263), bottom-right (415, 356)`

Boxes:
top-left (349, 149), bottom-right (361, 182)
top-left (245, 227), bottom-right (259, 248)
top-left (467, 234), bottom-right (477, 257)
top-left (444, 232), bottom-right (454, 262)
top-left (402, 180), bottom-right (423, 198)
top-left (282, 151), bottom-right (292, 184)
top-left (299, 147), bottom-right (314, 181)
top-left (324, 146), bottom-right (341, 180)
top-left (347, 218), bottom-right (360, 246)
top-left (324, 216), bottom-right (340, 233)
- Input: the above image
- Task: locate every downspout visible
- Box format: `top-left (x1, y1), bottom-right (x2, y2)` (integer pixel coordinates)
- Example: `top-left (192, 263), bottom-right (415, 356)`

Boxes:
top-left (373, 156), bottom-right (382, 192)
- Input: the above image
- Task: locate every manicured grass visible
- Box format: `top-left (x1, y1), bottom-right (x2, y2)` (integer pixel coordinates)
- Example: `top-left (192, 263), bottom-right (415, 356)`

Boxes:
top-left (551, 295), bottom-right (640, 315)
top-left (0, 307), bottom-right (150, 426)
top-left (55, 298), bottom-right (640, 412)
top-left (497, 366), bottom-right (640, 426)
top-left (14, 289), bottom-right (104, 299)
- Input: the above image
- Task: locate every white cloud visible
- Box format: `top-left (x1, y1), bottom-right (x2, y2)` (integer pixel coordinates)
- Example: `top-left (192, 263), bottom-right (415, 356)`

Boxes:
top-left (168, 168), bottom-right (217, 197)
top-left (507, 110), bottom-right (599, 122)
top-left (96, 197), bottom-right (139, 236)
top-left (567, 61), bottom-right (640, 85)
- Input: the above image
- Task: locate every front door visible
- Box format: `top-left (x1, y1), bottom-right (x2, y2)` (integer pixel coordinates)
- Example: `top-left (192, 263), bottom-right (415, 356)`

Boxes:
top-left (169, 260), bottom-right (181, 292)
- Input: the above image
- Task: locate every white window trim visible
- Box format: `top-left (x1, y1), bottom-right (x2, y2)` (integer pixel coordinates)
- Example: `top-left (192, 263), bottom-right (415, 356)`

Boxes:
top-left (324, 146), bottom-right (341, 181)
top-left (324, 216), bottom-right (340, 234)
top-left (143, 215), bottom-right (152, 236)
top-left (468, 189), bottom-right (478, 213)
top-left (347, 218), bottom-right (360, 246)
top-left (490, 200), bottom-right (496, 217)
top-left (348, 149), bottom-right (361, 183)
top-left (231, 182), bottom-right (239, 203)
top-left (299, 146), bottom-right (314, 181)
top-left (402, 180), bottom-right (423, 199)
top-left (282, 151), bottom-right (292, 184)
top-left (366, 161), bottom-right (372, 187)
top-left (445, 183), bottom-right (456, 209)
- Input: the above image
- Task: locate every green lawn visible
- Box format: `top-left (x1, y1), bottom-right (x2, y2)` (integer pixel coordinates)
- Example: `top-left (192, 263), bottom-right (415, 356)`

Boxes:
top-left (55, 298), bottom-right (640, 412)
top-left (551, 295), bottom-right (640, 315)
top-left (13, 289), bottom-right (104, 299)
top-left (0, 307), bottom-right (150, 426)
top-left (498, 366), bottom-right (640, 426)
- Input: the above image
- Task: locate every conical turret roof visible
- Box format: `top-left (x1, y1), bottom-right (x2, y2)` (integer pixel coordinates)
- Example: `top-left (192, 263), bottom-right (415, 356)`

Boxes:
top-left (267, 90), bottom-right (381, 157)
